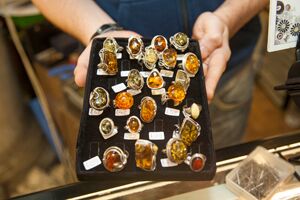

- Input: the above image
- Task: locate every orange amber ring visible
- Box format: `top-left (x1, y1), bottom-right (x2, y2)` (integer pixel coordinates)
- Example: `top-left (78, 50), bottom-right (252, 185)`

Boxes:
top-left (179, 52), bottom-right (200, 76)
top-left (98, 48), bottom-right (118, 75)
top-left (113, 92), bottom-right (134, 109)
top-left (151, 35), bottom-right (168, 54)
top-left (89, 87), bottom-right (110, 111)
top-left (158, 48), bottom-right (177, 70)
top-left (163, 138), bottom-right (188, 164)
top-left (161, 81), bottom-right (186, 106)
top-left (139, 96), bottom-right (157, 123)
top-left (102, 146), bottom-right (128, 172)
top-left (126, 69), bottom-right (144, 90)
top-left (135, 139), bottom-right (158, 171)
top-left (184, 153), bottom-right (206, 172)
top-left (170, 32), bottom-right (189, 52)
top-left (99, 118), bottom-right (118, 139)
top-left (146, 69), bottom-right (165, 90)
top-left (125, 116), bottom-right (143, 134)
top-left (126, 36), bottom-right (144, 59)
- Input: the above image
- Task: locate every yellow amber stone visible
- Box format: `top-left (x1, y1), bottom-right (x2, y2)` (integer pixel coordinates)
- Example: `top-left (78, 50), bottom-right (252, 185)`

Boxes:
top-left (114, 92), bottom-right (134, 109)
top-left (167, 82), bottom-right (186, 106)
top-left (162, 48), bottom-right (177, 69)
top-left (180, 118), bottom-right (200, 146)
top-left (140, 97), bottom-right (157, 123)
top-left (144, 48), bottom-right (158, 65)
top-left (135, 139), bottom-right (158, 171)
top-left (127, 116), bottom-right (141, 133)
top-left (153, 35), bottom-right (167, 52)
top-left (129, 37), bottom-right (142, 55)
top-left (168, 139), bottom-right (187, 164)
top-left (147, 69), bottom-right (164, 89)
top-left (175, 32), bottom-right (188, 47)
top-left (103, 38), bottom-right (117, 53)
top-left (185, 53), bottom-right (199, 75)
top-left (99, 50), bottom-right (118, 75)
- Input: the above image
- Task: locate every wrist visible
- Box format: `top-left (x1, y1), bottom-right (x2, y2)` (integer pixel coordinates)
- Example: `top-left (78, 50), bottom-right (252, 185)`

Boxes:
top-left (213, 9), bottom-right (231, 32)
top-left (90, 23), bottom-right (123, 41)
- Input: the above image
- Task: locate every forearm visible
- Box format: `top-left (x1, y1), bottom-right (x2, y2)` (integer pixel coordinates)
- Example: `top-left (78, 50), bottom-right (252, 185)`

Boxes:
top-left (214, 0), bottom-right (269, 37)
top-left (32, 0), bottom-right (114, 45)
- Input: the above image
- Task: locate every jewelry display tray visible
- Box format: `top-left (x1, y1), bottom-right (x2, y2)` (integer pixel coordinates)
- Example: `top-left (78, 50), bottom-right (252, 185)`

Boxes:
top-left (76, 38), bottom-right (216, 181)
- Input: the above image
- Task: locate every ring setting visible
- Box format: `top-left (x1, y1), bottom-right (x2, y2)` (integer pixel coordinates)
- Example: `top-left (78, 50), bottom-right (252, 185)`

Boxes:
top-left (125, 116), bottom-right (143, 134)
top-left (127, 36), bottom-right (144, 59)
top-left (170, 32), bottom-right (189, 52)
top-left (102, 146), bottom-right (128, 172)
top-left (139, 96), bottom-right (157, 123)
top-left (99, 118), bottom-right (118, 139)
top-left (126, 69), bottom-right (144, 90)
top-left (185, 153), bottom-right (206, 172)
top-left (89, 87), bottom-right (110, 110)
top-left (135, 139), bottom-right (158, 171)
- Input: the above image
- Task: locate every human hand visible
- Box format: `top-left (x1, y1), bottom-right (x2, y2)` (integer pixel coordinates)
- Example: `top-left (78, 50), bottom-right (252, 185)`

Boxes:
top-left (74, 30), bottom-right (141, 87)
top-left (192, 12), bottom-right (231, 102)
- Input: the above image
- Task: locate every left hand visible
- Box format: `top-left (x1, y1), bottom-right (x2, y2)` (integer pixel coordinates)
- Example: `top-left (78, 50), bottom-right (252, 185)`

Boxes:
top-left (192, 12), bottom-right (231, 102)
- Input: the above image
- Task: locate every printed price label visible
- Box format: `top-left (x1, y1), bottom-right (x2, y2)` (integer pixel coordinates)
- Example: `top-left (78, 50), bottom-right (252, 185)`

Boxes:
top-left (83, 156), bottom-right (102, 170)
top-left (127, 89), bottom-right (142, 96)
top-left (165, 107), bottom-right (180, 116)
top-left (116, 53), bottom-right (122, 59)
top-left (177, 54), bottom-right (184, 61)
top-left (89, 108), bottom-right (103, 116)
top-left (112, 83), bottom-right (127, 93)
top-left (96, 68), bottom-right (109, 76)
top-left (160, 69), bottom-right (174, 78)
top-left (160, 158), bottom-right (178, 168)
top-left (115, 109), bottom-right (130, 116)
top-left (140, 71), bottom-right (151, 78)
top-left (151, 88), bottom-right (166, 96)
top-left (120, 71), bottom-right (130, 77)
top-left (149, 131), bottom-right (165, 140)
top-left (124, 133), bottom-right (140, 140)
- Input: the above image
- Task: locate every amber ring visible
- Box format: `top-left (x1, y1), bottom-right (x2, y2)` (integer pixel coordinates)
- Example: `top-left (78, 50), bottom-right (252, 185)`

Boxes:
top-left (113, 91), bottom-right (134, 109)
top-left (158, 48), bottom-right (177, 70)
top-left (126, 36), bottom-right (144, 59)
top-left (125, 116), bottom-right (143, 134)
top-left (98, 48), bottom-right (118, 75)
top-left (162, 138), bottom-right (188, 164)
top-left (170, 32), bottom-right (189, 52)
top-left (182, 103), bottom-right (202, 120)
top-left (184, 153), bottom-right (206, 172)
top-left (139, 46), bottom-right (158, 70)
top-left (161, 81), bottom-right (186, 106)
top-left (151, 35), bottom-right (168, 54)
top-left (146, 69), bottom-right (165, 90)
top-left (139, 96), bottom-right (157, 123)
top-left (126, 69), bottom-right (144, 90)
top-left (178, 52), bottom-right (200, 76)
top-left (103, 37), bottom-right (123, 53)
top-left (99, 118), bottom-right (118, 139)
top-left (174, 117), bottom-right (201, 147)
top-left (175, 70), bottom-right (190, 91)
top-left (89, 87), bottom-right (110, 110)
top-left (135, 139), bottom-right (158, 171)
top-left (102, 146), bottom-right (129, 172)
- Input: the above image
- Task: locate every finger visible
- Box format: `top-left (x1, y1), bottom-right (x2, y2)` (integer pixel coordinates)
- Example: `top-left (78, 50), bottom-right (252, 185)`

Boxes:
top-left (74, 43), bottom-right (91, 87)
top-left (205, 49), bottom-right (228, 102)
top-left (199, 30), bottom-right (223, 60)
top-left (202, 59), bottom-right (209, 77)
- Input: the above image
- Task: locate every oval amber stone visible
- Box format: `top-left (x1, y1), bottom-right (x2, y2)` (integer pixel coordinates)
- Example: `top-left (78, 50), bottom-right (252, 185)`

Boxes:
top-left (144, 48), bottom-right (158, 65)
top-left (100, 119), bottom-right (113, 135)
top-left (170, 140), bottom-right (187, 164)
top-left (185, 54), bottom-right (199, 75)
top-left (127, 69), bottom-right (143, 90)
top-left (90, 87), bottom-right (109, 110)
top-left (167, 82), bottom-right (186, 105)
top-left (153, 36), bottom-right (167, 52)
top-left (129, 38), bottom-right (142, 55)
top-left (140, 97), bottom-right (157, 123)
top-left (162, 48), bottom-right (177, 68)
top-left (191, 157), bottom-right (204, 171)
top-left (147, 70), bottom-right (164, 89)
top-left (128, 117), bottom-right (140, 133)
top-left (101, 50), bottom-right (118, 74)
top-left (103, 38), bottom-right (117, 53)
top-left (175, 32), bottom-right (188, 46)
top-left (104, 150), bottom-right (122, 172)
top-left (114, 92), bottom-right (134, 109)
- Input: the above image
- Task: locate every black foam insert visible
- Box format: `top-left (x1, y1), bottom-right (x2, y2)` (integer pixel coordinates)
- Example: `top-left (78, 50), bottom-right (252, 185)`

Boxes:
top-left (76, 38), bottom-right (216, 181)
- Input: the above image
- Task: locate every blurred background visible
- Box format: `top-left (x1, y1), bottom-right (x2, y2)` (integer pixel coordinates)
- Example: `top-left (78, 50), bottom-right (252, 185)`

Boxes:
top-left (0, 0), bottom-right (299, 199)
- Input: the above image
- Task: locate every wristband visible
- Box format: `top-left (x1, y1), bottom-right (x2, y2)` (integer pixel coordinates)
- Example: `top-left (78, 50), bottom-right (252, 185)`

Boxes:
top-left (90, 23), bottom-right (123, 41)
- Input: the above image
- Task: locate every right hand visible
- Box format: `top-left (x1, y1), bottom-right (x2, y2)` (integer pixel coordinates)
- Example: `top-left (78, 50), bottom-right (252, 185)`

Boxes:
top-left (74, 30), bottom-right (141, 87)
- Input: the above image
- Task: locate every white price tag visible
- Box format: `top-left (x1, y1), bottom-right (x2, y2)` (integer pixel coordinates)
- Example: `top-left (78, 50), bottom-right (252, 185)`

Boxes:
top-left (89, 108), bottom-right (103, 116)
top-left (165, 107), bottom-right (180, 116)
top-left (151, 88), bottom-right (166, 96)
top-left (177, 54), bottom-right (184, 61)
top-left (149, 131), bottom-right (165, 140)
top-left (112, 83), bottom-right (127, 93)
top-left (96, 68), bottom-right (109, 76)
top-left (160, 158), bottom-right (178, 168)
top-left (120, 71), bottom-right (130, 77)
top-left (160, 69), bottom-right (174, 78)
top-left (115, 109), bottom-right (130, 116)
top-left (83, 156), bottom-right (101, 170)
top-left (124, 133), bottom-right (140, 140)
top-left (127, 89), bottom-right (142, 96)
top-left (140, 71), bottom-right (150, 78)
top-left (116, 52), bottom-right (122, 59)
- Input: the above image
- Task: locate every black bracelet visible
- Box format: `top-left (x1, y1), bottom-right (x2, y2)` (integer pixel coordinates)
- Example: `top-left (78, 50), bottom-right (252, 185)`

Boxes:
top-left (90, 23), bottom-right (123, 41)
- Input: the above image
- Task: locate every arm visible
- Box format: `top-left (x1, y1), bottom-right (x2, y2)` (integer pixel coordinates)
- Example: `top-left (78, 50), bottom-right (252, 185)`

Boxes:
top-left (193, 0), bottom-right (269, 101)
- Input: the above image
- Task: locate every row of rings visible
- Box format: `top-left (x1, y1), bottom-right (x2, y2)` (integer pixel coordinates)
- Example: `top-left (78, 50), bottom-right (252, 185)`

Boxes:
top-left (102, 138), bottom-right (206, 172)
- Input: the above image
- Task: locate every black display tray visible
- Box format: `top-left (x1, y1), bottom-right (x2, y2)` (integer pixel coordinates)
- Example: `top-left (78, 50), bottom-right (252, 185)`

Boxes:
top-left (76, 38), bottom-right (216, 181)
